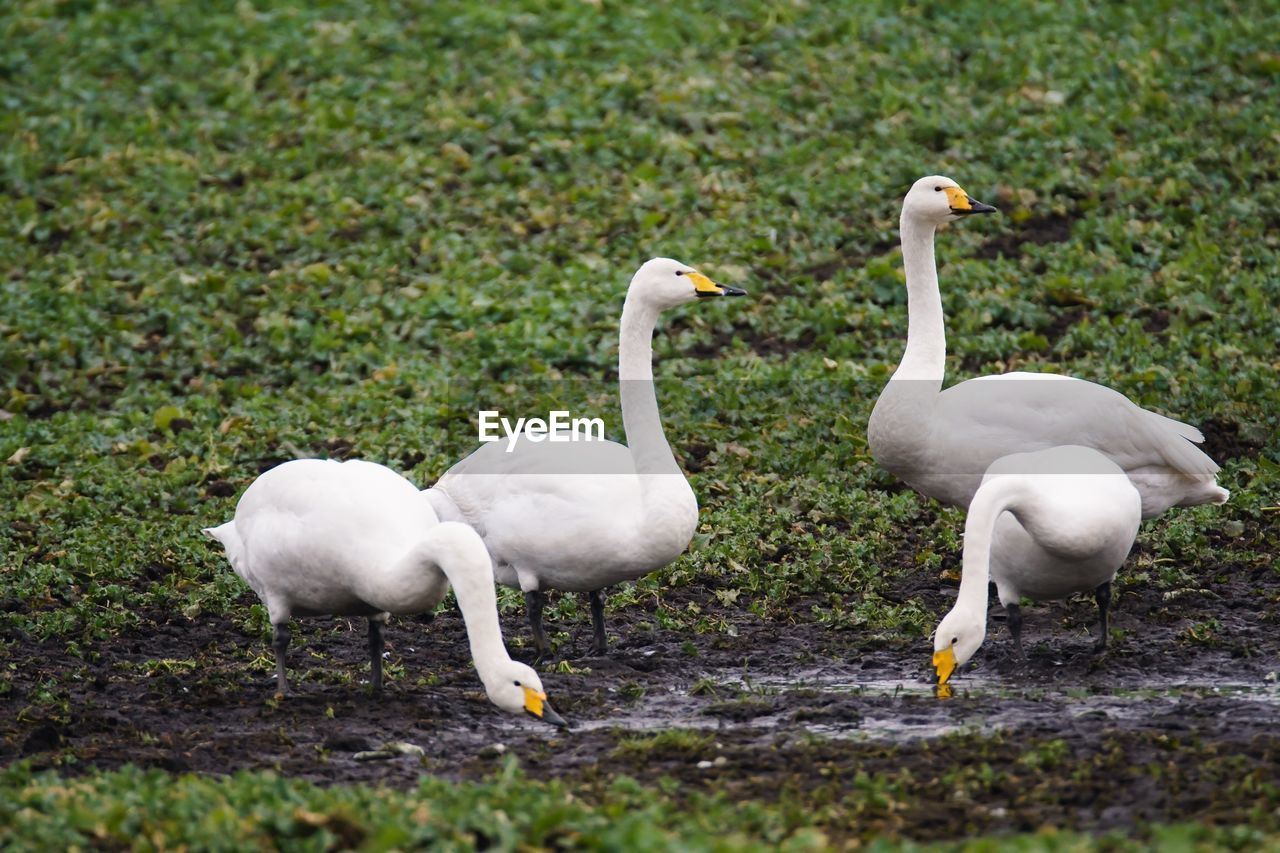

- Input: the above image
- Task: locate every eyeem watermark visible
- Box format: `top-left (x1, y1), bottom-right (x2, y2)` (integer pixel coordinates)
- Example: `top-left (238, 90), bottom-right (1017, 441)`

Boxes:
top-left (478, 410), bottom-right (606, 453)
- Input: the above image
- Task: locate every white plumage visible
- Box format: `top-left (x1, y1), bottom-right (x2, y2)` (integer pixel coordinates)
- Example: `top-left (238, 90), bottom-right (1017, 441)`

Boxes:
top-left (426, 258), bottom-right (746, 659)
top-left (932, 445), bottom-right (1143, 684)
top-left (204, 458), bottom-right (565, 725)
top-left (868, 175), bottom-right (1228, 518)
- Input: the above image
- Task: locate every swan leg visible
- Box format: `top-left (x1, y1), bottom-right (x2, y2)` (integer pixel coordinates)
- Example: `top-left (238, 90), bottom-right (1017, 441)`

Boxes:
top-left (1093, 581), bottom-right (1112, 652)
top-left (1005, 603), bottom-right (1024, 659)
top-left (271, 622), bottom-right (291, 696)
top-left (589, 589), bottom-right (608, 656)
top-left (525, 590), bottom-right (549, 664)
top-left (368, 618), bottom-right (384, 695)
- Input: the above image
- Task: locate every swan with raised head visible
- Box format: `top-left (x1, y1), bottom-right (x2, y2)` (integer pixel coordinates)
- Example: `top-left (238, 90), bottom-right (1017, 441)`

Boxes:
top-left (204, 458), bottom-right (567, 727)
top-left (932, 445), bottom-right (1142, 685)
top-left (426, 258), bottom-right (745, 660)
top-left (867, 176), bottom-right (1228, 518)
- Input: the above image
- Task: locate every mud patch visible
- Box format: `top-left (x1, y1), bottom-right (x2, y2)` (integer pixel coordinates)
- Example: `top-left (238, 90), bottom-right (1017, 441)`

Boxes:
top-left (1198, 416), bottom-right (1268, 463)
top-left (796, 237), bottom-right (898, 285)
top-left (1, 545), bottom-right (1277, 840)
top-left (975, 212), bottom-right (1074, 260)
top-left (676, 318), bottom-right (818, 359)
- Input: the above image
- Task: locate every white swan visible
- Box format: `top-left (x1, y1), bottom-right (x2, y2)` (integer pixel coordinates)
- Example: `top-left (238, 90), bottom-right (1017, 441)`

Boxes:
top-left (203, 458), bottom-right (566, 726)
top-left (426, 257), bottom-right (745, 659)
top-left (932, 445), bottom-right (1142, 685)
top-left (867, 175), bottom-right (1228, 518)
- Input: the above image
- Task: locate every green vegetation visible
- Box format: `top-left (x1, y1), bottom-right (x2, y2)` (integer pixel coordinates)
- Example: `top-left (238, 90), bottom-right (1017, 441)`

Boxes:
top-left (2, 0), bottom-right (1277, 846)
top-left (612, 728), bottom-right (716, 758)
top-left (2, 758), bottom-right (1278, 851)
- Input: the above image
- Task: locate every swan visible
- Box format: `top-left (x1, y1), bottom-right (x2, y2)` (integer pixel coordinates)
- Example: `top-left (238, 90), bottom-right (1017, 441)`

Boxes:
top-left (203, 458), bottom-right (567, 727)
top-left (867, 175), bottom-right (1228, 518)
top-left (932, 445), bottom-right (1142, 686)
top-left (425, 257), bottom-right (745, 660)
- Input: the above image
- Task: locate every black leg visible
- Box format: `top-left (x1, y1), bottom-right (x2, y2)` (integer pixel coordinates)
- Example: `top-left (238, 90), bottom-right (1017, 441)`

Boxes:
top-left (1094, 581), bottom-right (1112, 652)
top-left (525, 590), bottom-right (549, 664)
top-left (1005, 603), bottom-right (1024, 659)
top-left (271, 622), bottom-right (291, 696)
top-left (368, 618), bottom-right (384, 695)
top-left (589, 589), bottom-right (608, 656)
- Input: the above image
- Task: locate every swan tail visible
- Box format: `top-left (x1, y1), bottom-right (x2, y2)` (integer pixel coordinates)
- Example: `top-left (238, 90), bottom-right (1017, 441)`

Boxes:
top-left (202, 521), bottom-right (248, 574)
top-left (1150, 411), bottom-right (1205, 444)
top-left (1138, 409), bottom-right (1220, 481)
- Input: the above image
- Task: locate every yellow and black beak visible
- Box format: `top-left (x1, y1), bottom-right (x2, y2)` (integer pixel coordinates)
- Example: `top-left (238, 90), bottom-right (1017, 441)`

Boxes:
top-left (932, 645), bottom-right (957, 686)
top-left (943, 186), bottom-right (997, 217)
top-left (686, 270), bottom-right (747, 298)
top-left (523, 686), bottom-right (569, 729)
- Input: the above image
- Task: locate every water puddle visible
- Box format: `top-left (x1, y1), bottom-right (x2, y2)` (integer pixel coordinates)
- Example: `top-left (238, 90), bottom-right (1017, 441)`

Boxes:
top-left (567, 666), bottom-right (1280, 744)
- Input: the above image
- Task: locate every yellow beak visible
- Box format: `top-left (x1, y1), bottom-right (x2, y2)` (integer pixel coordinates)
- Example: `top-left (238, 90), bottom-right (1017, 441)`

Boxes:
top-left (687, 270), bottom-right (747, 298)
top-left (522, 685), bottom-right (569, 729)
top-left (933, 645), bottom-right (957, 685)
top-left (943, 186), bottom-right (997, 216)
top-left (522, 685), bottom-right (547, 717)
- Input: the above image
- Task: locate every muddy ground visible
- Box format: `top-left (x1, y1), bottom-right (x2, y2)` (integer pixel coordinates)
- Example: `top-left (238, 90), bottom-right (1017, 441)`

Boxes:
top-left (3, 546), bottom-right (1278, 842)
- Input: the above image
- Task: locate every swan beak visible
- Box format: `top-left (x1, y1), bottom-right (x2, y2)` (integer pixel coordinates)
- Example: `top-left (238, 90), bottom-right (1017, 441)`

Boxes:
top-left (688, 271), bottom-right (747, 298)
top-left (523, 686), bottom-right (570, 729)
top-left (932, 646), bottom-right (957, 685)
top-left (944, 186), bottom-right (997, 216)
top-left (538, 702), bottom-right (570, 730)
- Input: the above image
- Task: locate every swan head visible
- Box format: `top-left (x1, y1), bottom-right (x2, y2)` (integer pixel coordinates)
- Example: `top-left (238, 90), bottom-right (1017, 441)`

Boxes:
top-left (482, 660), bottom-right (569, 729)
top-left (628, 257), bottom-right (746, 309)
top-left (931, 606), bottom-right (986, 685)
top-left (902, 175), bottom-right (997, 225)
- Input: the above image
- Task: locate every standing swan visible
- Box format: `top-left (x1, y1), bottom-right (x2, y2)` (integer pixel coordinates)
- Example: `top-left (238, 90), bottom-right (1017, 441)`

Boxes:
top-left (867, 175), bottom-right (1228, 518)
top-left (932, 445), bottom-right (1142, 686)
top-left (426, 258), bottom-right (745, 660)
top-left (204, 459), bottom-right (566, 726)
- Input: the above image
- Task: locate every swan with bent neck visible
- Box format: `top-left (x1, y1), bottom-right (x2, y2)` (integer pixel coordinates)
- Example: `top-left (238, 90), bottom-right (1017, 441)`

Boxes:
top-left (867, 175), bottom-right (1228, 518)
top-left (204, 458), bottom-right (566, 726)
top-left (932, 445), bottom-right (1142, 685)
top-left (426, 258), bottom-right (745, 659)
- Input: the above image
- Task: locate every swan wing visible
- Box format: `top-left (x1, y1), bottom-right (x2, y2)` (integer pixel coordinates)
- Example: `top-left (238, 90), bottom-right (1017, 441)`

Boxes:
top-left (429, 438), bottom-right (696, 588)
top-left (432, 436), bottom-right (639, 523)
top-left (940, 372), bottom-right (1218, 480)
top-left (223, 460), bottom-right (439, 601)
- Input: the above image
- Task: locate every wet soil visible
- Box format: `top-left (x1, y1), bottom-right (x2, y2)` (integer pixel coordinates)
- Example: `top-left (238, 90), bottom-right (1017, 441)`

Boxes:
top-left (2, 546), bottom-right (1278, 841)
top-left (975, 212), bottom-right (1075, 261)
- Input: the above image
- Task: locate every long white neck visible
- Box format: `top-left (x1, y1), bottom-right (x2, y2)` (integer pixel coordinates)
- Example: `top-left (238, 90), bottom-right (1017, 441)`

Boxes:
top-left (893, 214), bottom-right (946, 386)
top-left (391, 522), bottom-right (513, 691)
top-left (954, 477), bottom-right (1024, 626)
top-left (618, 293), bottom-right (683, 478)
top-left (867, 214), bottom-right (945, 467)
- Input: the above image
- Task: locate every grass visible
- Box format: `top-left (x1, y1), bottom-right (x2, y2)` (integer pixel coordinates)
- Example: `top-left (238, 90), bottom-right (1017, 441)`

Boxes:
top-left (2, 758), bottom-right (1278, 852)
top-left (2, 0), bottom-right (1278, 846)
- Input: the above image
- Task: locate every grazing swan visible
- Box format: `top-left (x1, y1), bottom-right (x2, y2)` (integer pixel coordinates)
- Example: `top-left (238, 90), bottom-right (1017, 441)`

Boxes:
top-left (867, 175), bottom-right (1228, 518)
top-left (204, 459), bottom-right (566, 727)
top-left (932, 445), bottom-right (1142, 686)
top-left (426, 257), bottom-right (746, 659)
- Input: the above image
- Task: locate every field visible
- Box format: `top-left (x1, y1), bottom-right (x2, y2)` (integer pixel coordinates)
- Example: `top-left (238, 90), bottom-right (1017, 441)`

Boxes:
top-left (2, 0), bottom-right (1279, 848)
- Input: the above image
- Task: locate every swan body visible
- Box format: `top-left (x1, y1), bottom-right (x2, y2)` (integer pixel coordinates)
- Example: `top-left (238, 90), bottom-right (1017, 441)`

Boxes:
top-left (426, 443), bottom-right (693, 594)
top-left (204, 458), bottom-right (565, 725)
top-left (426, 257), bottom-right (745, 658)
top-left (932, 445), bottom-right (1142, 684)
top-left (867, 176), bottom-right (1228, 519)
